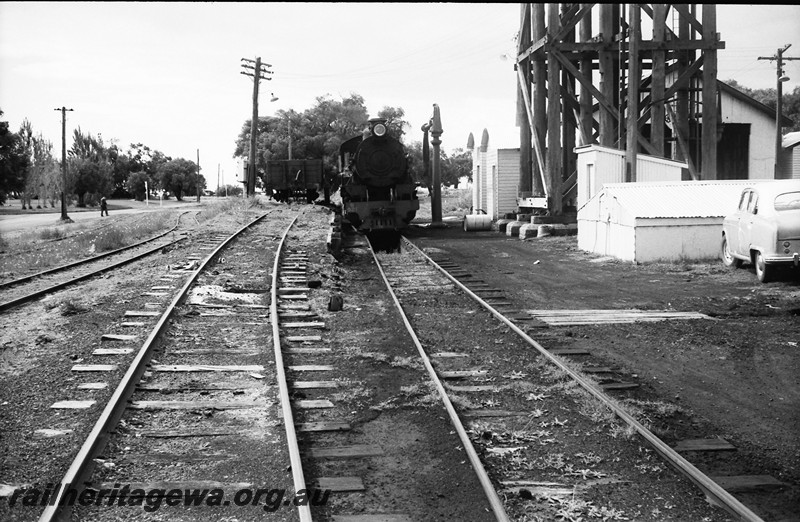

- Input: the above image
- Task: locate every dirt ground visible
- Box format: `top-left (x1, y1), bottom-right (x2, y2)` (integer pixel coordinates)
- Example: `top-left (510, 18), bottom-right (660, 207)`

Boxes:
top-left (405, 223), bottom-right (800, 519)
top-left (2, 197), bottom-right (798, 520)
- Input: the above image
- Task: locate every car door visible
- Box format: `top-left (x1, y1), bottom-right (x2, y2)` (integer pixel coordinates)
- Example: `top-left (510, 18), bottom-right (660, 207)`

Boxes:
top-left (739, 190), bottom-right (759, 254)
top-left (729, 190), bottom-right (750, 255)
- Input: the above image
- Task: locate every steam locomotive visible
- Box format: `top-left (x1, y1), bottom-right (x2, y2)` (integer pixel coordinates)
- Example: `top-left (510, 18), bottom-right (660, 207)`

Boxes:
top-left (338, 118), bottom-right (419, 246)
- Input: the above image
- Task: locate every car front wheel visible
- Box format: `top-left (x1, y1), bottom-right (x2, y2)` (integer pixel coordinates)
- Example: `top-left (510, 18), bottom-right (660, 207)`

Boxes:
top-left (754, 250), bottom-right (773, 283)
top-left (721, 235), bottom-right (742, 268)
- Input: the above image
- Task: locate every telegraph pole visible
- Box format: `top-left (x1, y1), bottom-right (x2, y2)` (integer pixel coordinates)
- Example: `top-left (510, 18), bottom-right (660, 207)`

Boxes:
top-left (196, 149), bottom-right (201, 202)
top-left (240, 57), bottom-right (272, 196)
top-left (54, 106), bottom-right (73, 222)
top-left (760, 44), bottom-right (800, 177)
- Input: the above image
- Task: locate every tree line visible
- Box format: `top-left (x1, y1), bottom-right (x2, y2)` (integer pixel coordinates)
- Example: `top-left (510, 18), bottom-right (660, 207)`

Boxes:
top-left (0, 108), bottom-right (206, 207)
top-left (232, 93), bottom-right (473, 194)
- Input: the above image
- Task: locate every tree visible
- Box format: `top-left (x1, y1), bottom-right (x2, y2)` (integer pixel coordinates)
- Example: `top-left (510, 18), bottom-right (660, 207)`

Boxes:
top-left (68, 127), bottom-right (114, 206)
top-left (155, 158), bottom-right (202, 201)
top-left (405, 141), bottom-right (472, 192)
top-left (0, 109), bottom-right (29, 205)
top-left (18, 120), bottom-right (59, 209)
top-left (125, 171), bottom-right (150, 201)
top-left (70, 157), bottom-right (113, 206)
top-left (442, 148), bottom-right (473, 187)
top-left (725, 80), bottom-right (800, 132)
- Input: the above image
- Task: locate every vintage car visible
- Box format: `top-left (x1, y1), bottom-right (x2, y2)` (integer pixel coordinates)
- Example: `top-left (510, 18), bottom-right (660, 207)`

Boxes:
top-left (721, 180), bottom-right (800, 282)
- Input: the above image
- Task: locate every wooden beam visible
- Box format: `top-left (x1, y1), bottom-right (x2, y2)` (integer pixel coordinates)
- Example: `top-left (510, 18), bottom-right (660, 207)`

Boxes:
top-left (547, 3), bottom-right (563, 214)
top-left (516, 65), bottom-right (547, 196)
top-left (625, 4), bottom-right (641, 182)
top-left (579, 4), bottom-right (594, 146)
top-left (598, 3), bottom-right (617, 146)
top-left (651, 3), bottom-right (667, 155)
top-left (553, 3), bottom-right (591, 42)
top-left (666, 103), bottom-right (698, 179)
top-left (532, 3), bottom-right (547, 197)
top-left (517, 3), bottom-right (533, 195)
top-left (701, 5), bottom-right (718, 179)
top-left (672, 4), bottom-right (704, 36)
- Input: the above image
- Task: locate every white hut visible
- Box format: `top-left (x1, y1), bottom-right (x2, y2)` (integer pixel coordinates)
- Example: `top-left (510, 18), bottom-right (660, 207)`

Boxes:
top-left (577, 180), bottom-right (771, 263)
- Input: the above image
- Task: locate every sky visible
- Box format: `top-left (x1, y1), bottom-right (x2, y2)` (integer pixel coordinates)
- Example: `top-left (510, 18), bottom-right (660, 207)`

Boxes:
top-left (2, 3), bottom-right (799, 189)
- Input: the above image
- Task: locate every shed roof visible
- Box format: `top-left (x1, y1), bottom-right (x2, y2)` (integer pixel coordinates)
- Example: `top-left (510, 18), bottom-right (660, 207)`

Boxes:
top-left (783, 131), bottom-right (800, 149)
top-left (597, 180), bottom-right (776, 219)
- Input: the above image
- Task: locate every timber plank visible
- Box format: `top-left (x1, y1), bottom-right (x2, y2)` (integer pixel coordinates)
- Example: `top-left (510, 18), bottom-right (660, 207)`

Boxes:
top-left (295, 399), bottom-right (335, 409)
top-left (439, 370), bottom-right (487, 379)
top-left (446, 385), bottom-right (497, 392)
top-left (285, 348), bottom-right (332, 355)
top-left (124, 311), bottom-right (160, 317)
top-left (51, 400), bottom-right (95, 409)
top-left (129, 400), bottom-right (263, 410)
top-left (285, 335), bottom-right (323, 342)
top-left (463, 409), bottom-right (529, 417)
top-left (673, 438), bottom-right (737, 452)
top-left (151, 364), bottom-right (264, 372)
top-left (548, 348), bottom-right (591, 356)
top-left (600, 382), bottom-right (640, 390)
top-left (93, 348), bottom-right (134, 355)
top-left (711, 475), bottom-right (788, 492)
top-left (72, 364), bottom-right (117, 372)
top-left (282, 321), bottom-right (325, 328)
top-left (138, 428), bottom-right (239, 438)
top-left (97, 482), bottom-right (253, 490)
top-left (333, 513), bottom-right (414, 521)
top-left (289, 365), bottom-right (335, 372)
top-left (77, 382), bottom-right (108, 390)
top-left (291, 381), bottom-right (338, 389)
top-left (315, 477), bottom-right (365, 492)
top-left (297, 422), bottom-right (351, 432)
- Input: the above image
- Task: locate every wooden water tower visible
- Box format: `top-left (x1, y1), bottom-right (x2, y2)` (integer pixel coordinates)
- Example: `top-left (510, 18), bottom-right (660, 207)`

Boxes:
top-left (516, 4), bottom-right (725, 215)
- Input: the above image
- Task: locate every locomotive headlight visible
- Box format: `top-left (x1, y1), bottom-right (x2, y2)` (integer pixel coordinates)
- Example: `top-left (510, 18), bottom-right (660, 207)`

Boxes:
top-left (372, 123), bottom-right (387, 137)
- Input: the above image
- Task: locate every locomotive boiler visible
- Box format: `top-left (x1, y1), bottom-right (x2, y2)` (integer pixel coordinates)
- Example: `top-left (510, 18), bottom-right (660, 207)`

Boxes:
top-left (338, 118), bottom-right (419, 245)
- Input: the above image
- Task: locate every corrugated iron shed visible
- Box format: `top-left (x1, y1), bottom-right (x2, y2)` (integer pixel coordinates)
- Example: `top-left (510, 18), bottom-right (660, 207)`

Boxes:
top-left (597, 180), bottom-right (774, 219)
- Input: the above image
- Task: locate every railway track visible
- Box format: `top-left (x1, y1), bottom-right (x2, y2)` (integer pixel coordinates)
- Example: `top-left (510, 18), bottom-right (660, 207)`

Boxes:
top-left (3, 206), bottom-right (787, 521)
top-left (0, 210), bottom-right (300, 521)
top-left (0, 213), bottom-right (191, 313)
top-left (360, 234), bottom-right (766, 521)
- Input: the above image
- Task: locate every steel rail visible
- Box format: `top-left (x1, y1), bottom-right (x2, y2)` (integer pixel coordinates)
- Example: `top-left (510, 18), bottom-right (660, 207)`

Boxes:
top-left (401, 236), bottom-right (764, 522)
top-left (0, 212), bottom-right (189, 290)
top-left (39, 211), bottom-right (270, 522)
top-left (0, 236), bottom-right (187, 313)
top-left (367, 237), bottom-right (511, 522)
top-left (269, 215), bottom-right (313, 522)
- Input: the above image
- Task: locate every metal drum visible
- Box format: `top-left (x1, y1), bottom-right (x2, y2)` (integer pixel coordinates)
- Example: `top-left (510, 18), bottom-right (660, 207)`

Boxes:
top-left (463, 214), bottom-right (492, 232)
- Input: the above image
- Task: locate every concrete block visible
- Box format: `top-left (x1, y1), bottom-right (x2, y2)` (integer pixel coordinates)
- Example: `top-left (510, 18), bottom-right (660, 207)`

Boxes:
top-left (537, 225), bottom-right (554, 237)
top-left (516, 213), bottom-right (533, 222)
top-left (505, 221), bottom-right (525, 237)
top-left (494, 219), bottom-right (513, 233)
top-left (519, 223), bottom-right (538, 239)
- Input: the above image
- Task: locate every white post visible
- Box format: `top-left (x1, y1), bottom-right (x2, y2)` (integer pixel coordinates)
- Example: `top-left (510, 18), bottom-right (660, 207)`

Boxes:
top-left (145, 181), bottom-right (149, 206)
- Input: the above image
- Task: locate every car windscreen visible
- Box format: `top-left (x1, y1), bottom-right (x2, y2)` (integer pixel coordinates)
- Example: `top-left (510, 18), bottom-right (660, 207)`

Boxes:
top-left (774, 191), bottom-right (800, 211)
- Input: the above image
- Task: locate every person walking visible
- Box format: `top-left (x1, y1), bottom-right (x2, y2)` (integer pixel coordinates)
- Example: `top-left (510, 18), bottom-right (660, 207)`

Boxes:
top-left (100, 197), bottom-right (109, 217)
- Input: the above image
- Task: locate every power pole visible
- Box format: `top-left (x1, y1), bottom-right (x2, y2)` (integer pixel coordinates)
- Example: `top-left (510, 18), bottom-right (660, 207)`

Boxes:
top-left (240, 57), bottom-right (272, 197)
top-left (759, 44), bottom-right (799, 178)
top-left (196, 149), bottom-right (201, 202)
top-left (53, 106), bottom-right (73, 222)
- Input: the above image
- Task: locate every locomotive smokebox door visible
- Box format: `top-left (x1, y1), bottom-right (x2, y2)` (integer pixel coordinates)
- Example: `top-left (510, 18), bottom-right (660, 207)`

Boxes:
top-left (353, 137), bottom-right (407, 188)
